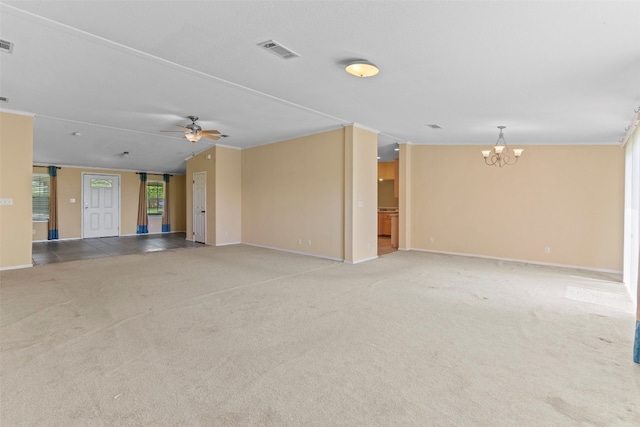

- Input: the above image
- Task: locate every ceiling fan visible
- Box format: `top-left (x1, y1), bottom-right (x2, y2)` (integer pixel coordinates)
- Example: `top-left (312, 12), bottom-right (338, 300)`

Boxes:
top-left (161, 115), bottom-right (223, 142)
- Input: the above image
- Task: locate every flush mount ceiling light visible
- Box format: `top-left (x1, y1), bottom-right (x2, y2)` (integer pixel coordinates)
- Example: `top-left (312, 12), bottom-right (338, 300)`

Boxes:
top-left (481, 126), bottom-right (523, 167)
top-left (394, 142), bottom-right (400, 152)
top-left (345, 60), bottom-right (379, 77)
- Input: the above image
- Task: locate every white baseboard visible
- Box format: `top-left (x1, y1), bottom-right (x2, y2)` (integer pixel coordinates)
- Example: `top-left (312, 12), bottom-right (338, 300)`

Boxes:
top-left (120, 231), bottom-right (184, 237)
top-left (0, 263), bottom-right (33, 271)
top-left (32, 237), bottom-right (82, 243)
top-left (244, 243), bottom-right (343, 262)
top-left (408, 247), bottom-right (623, 277)
top-left (35, 231), bottom-right (188, 241)
top-left (344, 255), bottom-right (379, 265)
top-left (216, 241), bottom-right (242, 247)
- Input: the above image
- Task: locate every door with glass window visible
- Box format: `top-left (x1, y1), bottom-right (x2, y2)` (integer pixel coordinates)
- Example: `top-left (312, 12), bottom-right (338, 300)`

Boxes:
top-left (83, 174), bottom-right (120, 238)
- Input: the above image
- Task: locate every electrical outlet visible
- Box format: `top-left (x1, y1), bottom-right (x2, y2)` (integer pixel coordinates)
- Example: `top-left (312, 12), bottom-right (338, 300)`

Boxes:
top-left (308, 240), bottom-right (312, 246)
top-left (298, 238), bottom-right (302, 245)
top-left (0, 198), bottom-right (13, 205)
top-left (544, 246), bottom-right (551, 254)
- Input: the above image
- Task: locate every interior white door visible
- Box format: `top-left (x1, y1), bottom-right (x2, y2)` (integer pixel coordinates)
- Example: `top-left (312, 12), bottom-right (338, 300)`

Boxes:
top-left (193, 172), bottom-right (206, 243)
top-left (83, 174), bottom-right (120, 238)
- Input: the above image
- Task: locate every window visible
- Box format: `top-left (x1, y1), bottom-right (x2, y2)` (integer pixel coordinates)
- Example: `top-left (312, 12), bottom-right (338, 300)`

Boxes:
top-left (90, 179), bottom-right (113, 188)
top-left (147, 180), bottom-right (165, 215)
top-left (32, 173), bottom-right (50, 221)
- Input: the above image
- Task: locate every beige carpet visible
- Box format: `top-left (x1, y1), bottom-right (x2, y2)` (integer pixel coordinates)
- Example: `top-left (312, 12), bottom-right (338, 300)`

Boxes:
top-left (1, 245), bottom-right (639, 426)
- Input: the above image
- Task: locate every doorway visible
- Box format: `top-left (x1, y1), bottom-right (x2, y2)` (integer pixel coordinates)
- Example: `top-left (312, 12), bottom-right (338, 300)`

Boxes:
top-left (193, 171), bottom-right (206, 243)
top-left (377, 158), bottom-right (399, 256)
top-left (82, 173), bottom-right (120, 238)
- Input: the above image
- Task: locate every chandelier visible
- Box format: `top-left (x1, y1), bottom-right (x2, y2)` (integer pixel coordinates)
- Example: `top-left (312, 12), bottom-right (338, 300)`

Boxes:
top-left (481, 126), bottom-right (523, 167)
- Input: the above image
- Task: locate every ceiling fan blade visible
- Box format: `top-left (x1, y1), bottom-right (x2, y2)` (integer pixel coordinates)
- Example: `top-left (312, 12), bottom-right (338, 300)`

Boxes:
top-left (202, 129), bottom-right (221, 135)
top-left (202, 134), bottom-right (221, 141)
top-left (160, 130), bottom-right (186, 133)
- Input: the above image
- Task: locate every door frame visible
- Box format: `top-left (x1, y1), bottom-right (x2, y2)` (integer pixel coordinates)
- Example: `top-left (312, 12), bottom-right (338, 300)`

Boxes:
top-left (193, 171), bottom-right (206, 243)
top-left (81, 172), bottom-right (122, 239)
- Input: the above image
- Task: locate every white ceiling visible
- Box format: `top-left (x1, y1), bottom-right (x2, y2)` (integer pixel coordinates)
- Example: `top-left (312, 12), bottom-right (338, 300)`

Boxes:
top-left (1, 1), bottom-right (639, 173)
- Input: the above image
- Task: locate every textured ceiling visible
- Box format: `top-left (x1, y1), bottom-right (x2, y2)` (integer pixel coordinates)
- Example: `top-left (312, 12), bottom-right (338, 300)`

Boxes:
top-left (1, 1), bottom-right (639, 173)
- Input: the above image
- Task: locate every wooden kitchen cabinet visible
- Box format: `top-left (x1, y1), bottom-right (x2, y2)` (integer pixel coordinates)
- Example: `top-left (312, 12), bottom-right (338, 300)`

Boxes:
top-left (378, 213), bottom-right (392, 235)
top-left (378, 162), bottom-right (394, 180)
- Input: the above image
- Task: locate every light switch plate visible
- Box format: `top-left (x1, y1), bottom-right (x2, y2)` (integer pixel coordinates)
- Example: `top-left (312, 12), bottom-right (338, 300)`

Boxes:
top-left (0, 198), bottom-right (13, 205)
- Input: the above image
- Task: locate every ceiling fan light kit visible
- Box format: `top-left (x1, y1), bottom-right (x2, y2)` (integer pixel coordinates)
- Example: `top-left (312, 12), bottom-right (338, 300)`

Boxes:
top-left (184, 132), bottom-right (201, 143)
top-left (161, 115), bottom-right (223, 143)
top-left (345, 60), bottom-right (379, 78)
top-left (481, 126), bottom-right (523, 167)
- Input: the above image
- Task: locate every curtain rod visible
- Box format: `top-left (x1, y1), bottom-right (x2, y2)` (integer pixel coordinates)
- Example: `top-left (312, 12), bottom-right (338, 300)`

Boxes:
top-left (33, 165), bottom-right (61, 169)
top-left (136, 172), bottom-right (173, 176)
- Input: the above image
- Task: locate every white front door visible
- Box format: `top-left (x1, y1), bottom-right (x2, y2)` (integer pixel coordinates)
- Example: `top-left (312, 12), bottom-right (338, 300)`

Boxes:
top-left (193, 172), bottom-right (206, 243)
top-left (83, 174), bottom-right (120, 238)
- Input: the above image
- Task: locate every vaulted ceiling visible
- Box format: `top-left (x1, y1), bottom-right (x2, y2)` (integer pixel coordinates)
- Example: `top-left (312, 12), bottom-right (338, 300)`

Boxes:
top-left (1, 1), bottom-right (639, 173)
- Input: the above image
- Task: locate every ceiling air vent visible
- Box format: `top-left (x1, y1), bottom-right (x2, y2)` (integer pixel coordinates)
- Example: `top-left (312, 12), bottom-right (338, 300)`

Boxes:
top-left (427, 124), bottom-right (442, 129)
top-left (0, 39), bottom-right (14, 54)
top-left (257, 40), bottom-right (300, 60)
top-left (0, 97), bottom-right (8, 103)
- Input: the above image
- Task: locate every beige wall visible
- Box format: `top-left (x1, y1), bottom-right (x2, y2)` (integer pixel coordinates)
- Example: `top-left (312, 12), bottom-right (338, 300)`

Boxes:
top-left (8, 115), bottom-right (624, 273)
top-left (32, 166), bottom-right (186, 240)
top-left (378, 180), bottom-right (398, 207)
top-left (408, 145), bottom-right (624, 271)
top-left (399, 144), bottom-right (412, 250)
top-left (0, 112), bottom-right (33, 269)
top-left (186, 146), bottom-right (216, 244)
top-left (242, 129), bottom-right (345, 259)
top-left (215, 146), bottom-right (242, 245)
top-left (344, 126), bottom-right (378, 263)
top-left (32, 221), bottom-right (48, 241)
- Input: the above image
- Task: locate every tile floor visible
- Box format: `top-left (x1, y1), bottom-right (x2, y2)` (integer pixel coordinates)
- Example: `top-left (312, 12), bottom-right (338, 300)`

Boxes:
top-left (378, 236), bottom-right (397, 256)
top-left (33, 234), bottom-right (395, 265)
top-left (32, 232), bottom-right (204, 265)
